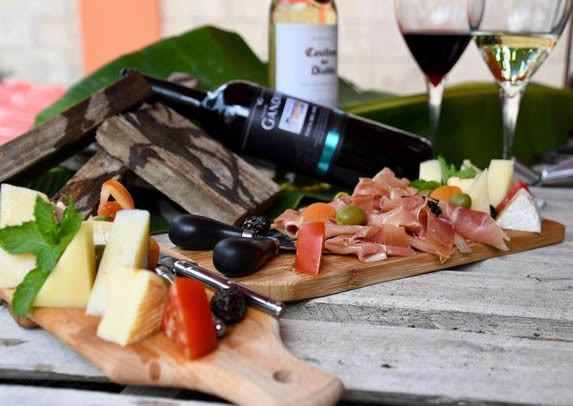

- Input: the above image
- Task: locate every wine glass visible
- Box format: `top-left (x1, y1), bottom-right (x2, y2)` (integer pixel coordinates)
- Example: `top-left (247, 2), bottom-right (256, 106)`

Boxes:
top-left (395, 0), bottom-right (471, 142)
top-left (468, 0), bottom-right (573, 159)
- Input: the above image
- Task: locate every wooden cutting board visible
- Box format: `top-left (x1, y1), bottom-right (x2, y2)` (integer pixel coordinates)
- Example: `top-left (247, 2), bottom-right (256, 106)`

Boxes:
top-left (172, 219), bottom-right (565, 302)
top-left (0, 289), bottom-right (343, 406)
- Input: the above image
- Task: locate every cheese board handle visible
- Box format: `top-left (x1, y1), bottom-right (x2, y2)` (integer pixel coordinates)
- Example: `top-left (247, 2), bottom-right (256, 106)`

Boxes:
top-left (168, 214), bottom-right (245, 250)
top-left (212, 237), bottom-right (279, 277)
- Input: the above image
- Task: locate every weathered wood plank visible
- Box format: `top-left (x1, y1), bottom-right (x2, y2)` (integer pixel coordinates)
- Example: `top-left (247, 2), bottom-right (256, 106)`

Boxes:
top-left (96, 103), bottom-right (280, 225)
top-left (0, 71), bottom-right (151, 183)
top-left (280, 319), bottom-right (573, 406)
top-left (0, 385), bottom-right (228, 405)
top-left (54, 149), bottom-right (127, 218)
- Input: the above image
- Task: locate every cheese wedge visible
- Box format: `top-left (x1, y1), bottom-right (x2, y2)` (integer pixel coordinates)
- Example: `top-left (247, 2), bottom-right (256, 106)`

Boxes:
top-left (447, 176), bottom-right (475, 194)
top-left (496, 188), bottom-right (541, 233)
top-left (96, 266), bottom-right (168, 346)
top-left (419, 159), bottom-right (442, 182)
top-left (488, 159), bottom-right (514, 208)
top-left (468, 169), bottom-right (490, 214)
top-left (86, 209), bottom-right (150, 316)
top-left (92, 219), bottom-right (114, 246)
top-left (0, 184), bottom-right (49, 288)
top-left (33, 220), bottom-right (96, 308)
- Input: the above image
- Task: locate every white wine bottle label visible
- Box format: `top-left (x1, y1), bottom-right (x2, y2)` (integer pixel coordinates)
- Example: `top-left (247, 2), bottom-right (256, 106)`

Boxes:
top-left (274, 23), bottom-right (338, 108)
top-left (241, 87), bottom-right (345, 175)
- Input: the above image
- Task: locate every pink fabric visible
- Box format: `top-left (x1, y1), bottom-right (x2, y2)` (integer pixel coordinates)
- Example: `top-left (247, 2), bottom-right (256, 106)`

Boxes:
top-left (0, 79), bottom-right (66, 144)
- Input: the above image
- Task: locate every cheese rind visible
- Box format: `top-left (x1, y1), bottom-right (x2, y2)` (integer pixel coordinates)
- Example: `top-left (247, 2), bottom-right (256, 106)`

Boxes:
top-left (488, 159), bottom-right (514, 208)
top-left (419, 159), bottom-right (442, 183)
top-left (0, 185), bottom-right (49, 288)
top-left (96, 266), bottom-right (168, 346)
top-left (86, 209), bottom-right (150, 316)
top-left (33, 220), bottom-right (96, 308)
top-left (496, 189), bottom-right (542, 233)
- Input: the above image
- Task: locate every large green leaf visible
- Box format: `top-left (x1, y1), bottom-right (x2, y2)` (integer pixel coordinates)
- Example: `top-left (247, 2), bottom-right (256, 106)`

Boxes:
top-left (35, 25), bottom-right (573, 169)
top-left (36, 25), bottom-right (391, 126)
top-left (347, 82), bottom-right (573, 168)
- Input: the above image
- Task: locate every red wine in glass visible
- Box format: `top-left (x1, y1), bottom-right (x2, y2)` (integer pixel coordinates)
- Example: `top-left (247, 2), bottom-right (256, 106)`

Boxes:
top-left (403, 31), bottom-right (471, 87)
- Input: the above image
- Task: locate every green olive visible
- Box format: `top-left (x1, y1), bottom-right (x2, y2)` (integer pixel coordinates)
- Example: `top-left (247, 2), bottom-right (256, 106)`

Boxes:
top-left (449, 193), bottom-right (472, 209)
top-left (335, 204), bottom-right (367, 225)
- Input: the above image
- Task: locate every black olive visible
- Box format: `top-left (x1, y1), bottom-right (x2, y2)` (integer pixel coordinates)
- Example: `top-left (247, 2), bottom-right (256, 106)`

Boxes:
top-left (241, 215), bottom-right (271, 236)
top-left (210, 286), bottom-right (247, 324)
top-left (426, 198), bottom-right (442, 217)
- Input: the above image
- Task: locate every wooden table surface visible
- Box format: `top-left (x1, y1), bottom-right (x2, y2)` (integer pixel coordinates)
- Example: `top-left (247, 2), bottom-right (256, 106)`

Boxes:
top-left (1, 186), bottom-right (572, 405)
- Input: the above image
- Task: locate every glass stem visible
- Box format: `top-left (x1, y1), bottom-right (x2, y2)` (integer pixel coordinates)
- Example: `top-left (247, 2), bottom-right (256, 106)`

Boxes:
top-left (426, 78), bottom-right (445, 145)
top-left (500, 88), bottom-right (523, 159)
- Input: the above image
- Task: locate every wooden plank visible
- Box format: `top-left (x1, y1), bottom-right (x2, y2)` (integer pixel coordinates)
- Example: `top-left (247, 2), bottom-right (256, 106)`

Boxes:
top-left (54, 150), bottom-right (127, 218)
top-left (96, 103), bottom-right (280, 225)
top-left (0, 385), bottom-right (226, 406)
top-left (0, 71), bottom-right (151, 183)
top-left (0, 289), bottom-right (343, 406)
top-left (170, 219), bottom-right (565, 302)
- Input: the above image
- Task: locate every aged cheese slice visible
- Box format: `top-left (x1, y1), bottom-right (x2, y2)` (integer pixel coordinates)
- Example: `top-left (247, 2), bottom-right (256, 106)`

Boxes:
top-left (419, 159), bottom-right (442, 182)
top-left (92, 219), bottom-right (114, 246)
top-left (86, 209), bottom-right (150, 316)
top-left (447, 176), bottom-right (475, 194)
top-left (488, 159), bottom-right (514, 208)
top-left (496, 188), bottom-right (541, 233)
top-left (96, 266), bottom-right (168, 346)
top-left (34, 220), bottom-right (96, 308)
top-left (468, 169), bottom-right (490, 214)
top-left (0, 184), bottom-right (49, 288)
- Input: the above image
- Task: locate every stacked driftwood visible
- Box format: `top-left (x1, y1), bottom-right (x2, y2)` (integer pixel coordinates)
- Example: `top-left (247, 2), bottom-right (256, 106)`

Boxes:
top-left (0, 71), bottom-right (279, 225)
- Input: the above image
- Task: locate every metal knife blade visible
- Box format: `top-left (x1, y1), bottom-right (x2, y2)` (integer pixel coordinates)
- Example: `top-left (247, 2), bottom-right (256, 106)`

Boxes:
top-left (157, 254), bottom-right (285, 318)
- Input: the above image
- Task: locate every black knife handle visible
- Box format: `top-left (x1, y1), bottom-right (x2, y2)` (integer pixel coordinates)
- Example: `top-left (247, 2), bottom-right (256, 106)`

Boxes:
top-left (168, 214), bottom-right (246, 250)
top-left (213, 237), bottom-right (279, 277)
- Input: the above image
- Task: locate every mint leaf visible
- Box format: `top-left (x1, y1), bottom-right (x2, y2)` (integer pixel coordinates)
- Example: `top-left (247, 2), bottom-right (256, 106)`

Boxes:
top-left (12, 267), bottom-right (53, 316)
top-left (0, 222), bottom-right (45, 254)
top-left (0, 195), bottom-right (83, 316)
top-left (438, 155), bottom-right (477, 183)
top-left (411, 179), bottom-right (441, 192)
top-left (34, 196), bottom-right (58, 245)
top-left (456, 167), bottom-right (477, 179)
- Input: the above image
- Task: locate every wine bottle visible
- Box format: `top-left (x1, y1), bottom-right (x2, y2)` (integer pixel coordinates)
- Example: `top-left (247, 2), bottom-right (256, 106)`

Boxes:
top-left (125, 69), bottom-right (433, 188)
top-left (269, 0), bottom-right (338, 108)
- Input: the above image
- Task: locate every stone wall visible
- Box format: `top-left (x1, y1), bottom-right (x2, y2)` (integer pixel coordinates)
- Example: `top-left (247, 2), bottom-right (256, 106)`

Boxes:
top-left (0, 0), bottom-right (571, 94)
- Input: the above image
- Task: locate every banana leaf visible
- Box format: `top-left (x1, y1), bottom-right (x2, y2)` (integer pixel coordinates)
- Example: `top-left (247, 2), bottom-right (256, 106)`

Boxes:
top-left (32, 25), bottom-right (573, 218)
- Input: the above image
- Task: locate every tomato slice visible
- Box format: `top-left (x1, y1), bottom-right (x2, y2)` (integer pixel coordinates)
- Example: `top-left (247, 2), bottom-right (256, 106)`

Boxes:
top-left (97, 179), bottom-right (135, 220)
top-left (294, 221), bottom-right (326, 276)
top-left (162, 278), bottom-right (217, 360)
top-left (495, 179), bottom-right (531, 213)
top-left (148, 237), bottom-right (160, 269)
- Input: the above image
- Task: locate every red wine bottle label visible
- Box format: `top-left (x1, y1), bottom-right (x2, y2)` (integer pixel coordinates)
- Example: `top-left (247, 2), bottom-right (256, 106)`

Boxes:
top-left (241, 87), bottom-right (344, 176)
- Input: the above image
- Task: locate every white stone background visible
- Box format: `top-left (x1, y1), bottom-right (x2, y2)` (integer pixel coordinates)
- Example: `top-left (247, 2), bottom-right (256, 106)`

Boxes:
top-left (0, 0), bottom-right (572, 94)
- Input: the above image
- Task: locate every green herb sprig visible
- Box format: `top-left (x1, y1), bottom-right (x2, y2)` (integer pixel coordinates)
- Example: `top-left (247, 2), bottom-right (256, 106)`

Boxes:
top-left (0, 196), bottom-right (82, 316)
top-left (438, 155), bottom-right (476, 184)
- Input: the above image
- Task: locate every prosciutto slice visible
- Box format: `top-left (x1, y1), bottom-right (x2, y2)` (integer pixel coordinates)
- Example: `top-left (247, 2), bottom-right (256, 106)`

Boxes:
top-left (438, 200), bottom-right (509, 250)
top-left (272, 167), bottom-right (510, 263)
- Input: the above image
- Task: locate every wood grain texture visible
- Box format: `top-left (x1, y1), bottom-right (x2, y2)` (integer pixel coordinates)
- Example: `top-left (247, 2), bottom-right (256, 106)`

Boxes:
top-left (172, 219), bottom-right (565, 302)
top-left (0, 71), bottom-right (151, 183)
top-left (54, 149), bottom-right (127, 218)
top-left (0, 289), bottom-right (343, 406)
top-left (96, 103), bottom-right (280, 225)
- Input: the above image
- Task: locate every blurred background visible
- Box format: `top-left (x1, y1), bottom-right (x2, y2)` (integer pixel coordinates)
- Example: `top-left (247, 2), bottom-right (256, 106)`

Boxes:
top-left (1, 0), bottom-right (571, 93)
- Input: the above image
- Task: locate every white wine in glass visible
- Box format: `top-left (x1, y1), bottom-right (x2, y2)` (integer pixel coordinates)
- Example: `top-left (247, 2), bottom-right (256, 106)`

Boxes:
top-left (468, 0), bottom-right (573, 159)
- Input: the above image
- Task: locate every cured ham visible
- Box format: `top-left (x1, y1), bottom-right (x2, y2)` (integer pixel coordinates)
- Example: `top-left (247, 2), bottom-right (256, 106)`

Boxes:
top-left (438, 200), bottom-right (509, 250)
top-left (272, 167), bottom-right (511, 262)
